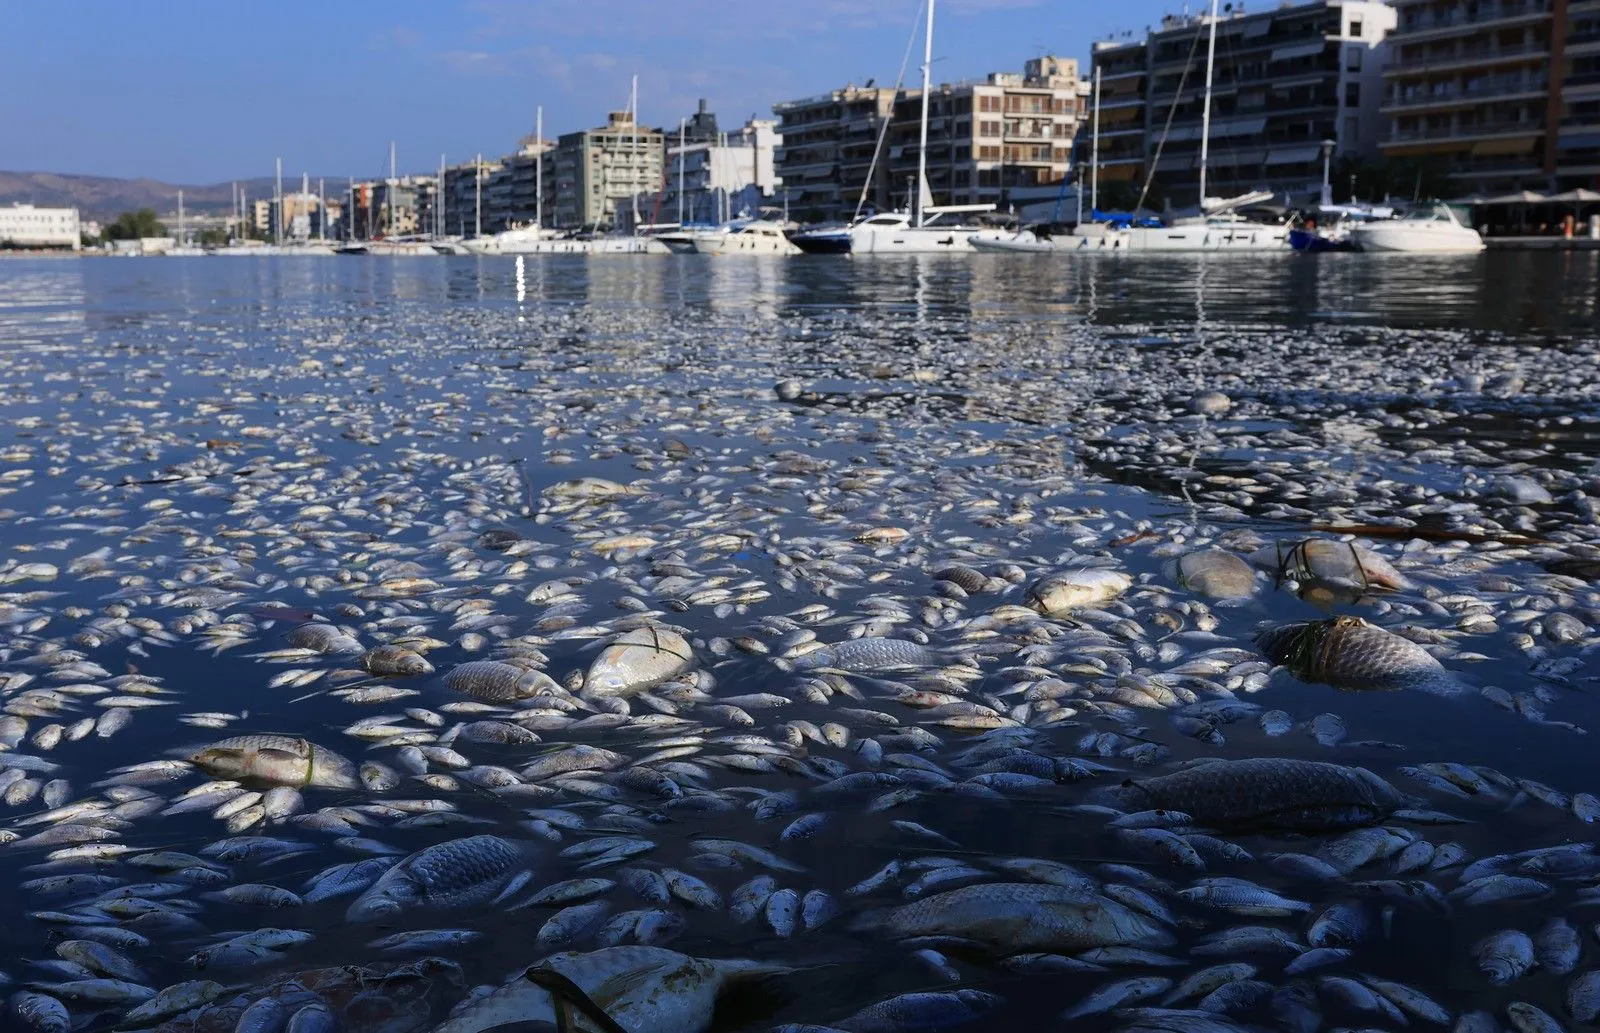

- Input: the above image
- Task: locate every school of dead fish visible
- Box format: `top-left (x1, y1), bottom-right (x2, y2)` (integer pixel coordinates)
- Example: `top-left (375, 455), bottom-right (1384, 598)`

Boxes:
top-left (0, 265), bottom-right (1598, 1033)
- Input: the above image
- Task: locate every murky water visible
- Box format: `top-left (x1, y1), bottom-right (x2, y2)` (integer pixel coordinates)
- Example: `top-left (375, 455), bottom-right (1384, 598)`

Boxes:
top-left (1, 253), bottom-right (1599, 1033)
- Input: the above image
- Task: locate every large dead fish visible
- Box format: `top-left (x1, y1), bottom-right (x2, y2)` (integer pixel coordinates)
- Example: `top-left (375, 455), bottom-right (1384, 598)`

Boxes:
top-left (584, 627), bottom-right (694, 697)
top-left (347, 835), bottom-right (532, 922)
top-left (188, 735), bottom-right (360, 789)
top-left (851, 883), bottom-right (1173, 953)
top-left (430, 945), bottom-right (791, 1033)
top-left (1256, 617), bottom-right (1460, 694)
top-left (1090, 757), bottom-right (1408, 832)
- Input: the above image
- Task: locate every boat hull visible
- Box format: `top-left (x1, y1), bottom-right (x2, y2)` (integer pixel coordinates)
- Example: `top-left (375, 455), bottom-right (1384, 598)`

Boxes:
top-left (1121, 225), bottom-right (1290, 252)
top-left (850, 225), bottom-right (1012, 254)
top-left (789, 230), bottom-right (852, 254)
top-left (1351, 226), bottom-right (1484, 253)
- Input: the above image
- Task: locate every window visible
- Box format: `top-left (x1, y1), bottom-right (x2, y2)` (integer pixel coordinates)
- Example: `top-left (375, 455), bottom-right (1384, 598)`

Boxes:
top-left (1349, 17), bottom-right (1363, 37)
top-left (1346, 47), bottom-right (1362, 71)
top-left (979, 119), bottom-right (1001, 137)
top-left (1345, 116), bottom-right (1359, 141)
top-left (1345, 82), bottom-right (1360, 106)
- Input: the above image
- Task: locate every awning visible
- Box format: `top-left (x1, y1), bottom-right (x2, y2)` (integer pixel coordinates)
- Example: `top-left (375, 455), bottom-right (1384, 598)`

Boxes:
top-left (1547, 187), bottom-right (1600, 201)
top-left (1265, 145), bottom-right (1324, 165)
top-left (1271, 41), bottom-right (1328, 63)
top-left (1479, 189), bottom-right (1547, 203)
top-left (1243, 19), bottom-right (1273, 38)
top-left (1470, 137), bottom-right (1537, 156)
top-left (1212, 117), bottom-right (1268, 138)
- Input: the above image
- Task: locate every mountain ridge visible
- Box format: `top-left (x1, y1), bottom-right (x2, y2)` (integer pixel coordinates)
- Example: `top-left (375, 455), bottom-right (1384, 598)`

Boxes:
top-left (0, 170), bottom-right (354, 220)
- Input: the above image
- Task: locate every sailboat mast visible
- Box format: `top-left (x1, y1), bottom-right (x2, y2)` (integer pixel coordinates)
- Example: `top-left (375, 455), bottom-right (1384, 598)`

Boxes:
top-left (318, 178), bottom-right (325, 241)
top-left (1197, 0), bottom-right (1220, 208)
top-left (438, 154), bottom-right (445, 239)
top-left (1091, 64), bottom-right (1101, 215)
top-left (178, 190), bottom-right (184, 245)
top-left (274, 157), bottom-right (283, 246)
top-left (678, 118), bottom-right (686, 227)
top-left (630, 75), bottom-right (641, 232)
top-left (915, 0), bottom-right (935, 227)
top-left (474, 153), bottom-right (482, 237)
top-left (536, 106), bottom-right (544, 230)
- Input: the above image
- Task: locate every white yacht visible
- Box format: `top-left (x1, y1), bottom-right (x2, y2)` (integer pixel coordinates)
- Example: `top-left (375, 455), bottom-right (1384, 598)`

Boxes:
top-left (1351, 203), bottom-right (1485, 253)
top-left (1121, 206), bottom-right (1291, 252)
top-left (462, 227), bottom-right (668, 255)
top-left (692, 220), bottom-right (799, 255)
top-left (850, 208), bottom-right (1012, 255)
top-left (847, 0), bottom-right (1009, 255)
top-left (969, 222), bottom-right (1131, 253)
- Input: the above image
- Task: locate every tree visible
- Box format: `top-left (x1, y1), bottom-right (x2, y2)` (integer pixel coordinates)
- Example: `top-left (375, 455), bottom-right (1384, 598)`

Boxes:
top-left (105, 209), bottom-right (166, 240)
top-left (197, 227), bottom-right (230, 246)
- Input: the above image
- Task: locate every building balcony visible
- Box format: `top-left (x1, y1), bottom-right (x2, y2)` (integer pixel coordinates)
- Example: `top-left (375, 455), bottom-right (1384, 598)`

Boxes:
top-left (1392, 2), bottom-right (1552, 44)
top-left (1386, 41), bottom-right (1550, 75)
top-left (1383, 83), bottom-right (1548, 113)
top-left (1385, 123), bottom-right (1543, 146)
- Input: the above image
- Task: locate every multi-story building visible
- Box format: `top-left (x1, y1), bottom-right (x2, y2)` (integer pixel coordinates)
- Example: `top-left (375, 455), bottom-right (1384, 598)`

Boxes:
top-left (345, 176), bottom-right (436, 239)
top-left (442, 157), bottom-right (504, 237)
top-left (549, 111), bottom-right (663, 231)
top-left (1095, 0), bottom-right (1394, 207)
top-left (1382, 0), bottom-right (1600, 193)
top-left (1091, 38), bottom-right (1152, 193)
top-left (884, 56), bottom-right (1088, 213)
top-left (0, 204), bottom-right (80, 249)
top-left (772, 85), bottom-right (898, 223)
top-left (662, 108), bottom-right (783, 225)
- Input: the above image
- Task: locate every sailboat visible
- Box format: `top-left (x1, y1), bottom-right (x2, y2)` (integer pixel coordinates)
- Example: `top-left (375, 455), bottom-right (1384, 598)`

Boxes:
top-left (1118, 0), bottom-right (1289, 253)
top-left (847, 0), bottom-right (1011, 255)
top-left (168, 190), bottom-right (206, 256)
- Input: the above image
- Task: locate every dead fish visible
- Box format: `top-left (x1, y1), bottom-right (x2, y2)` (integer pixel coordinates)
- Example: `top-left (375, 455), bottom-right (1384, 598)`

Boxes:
top-left (189, 735), bottom-right (360, 789)
top-left (584, 627), bottom-right (694, 696)
top-left (1090, 757), bottom-right (1406, 832)
top-left (1170, 550), bottom-right (1257, 600)
top-left (852, 882), bottom-right (1173, 953)
top-left (361, 644), bottom-right (435, 677)
top-left (1251, 539), bottom-right (1413, 591)
top-left (1256, 617), bottom-right (1458, 694)
top-left (430, 945), bottom-right (791, 1033)
top-left (1028, 569), bottom-right (1131, 616)
top-left (347, 835), bottom-right (529, 921)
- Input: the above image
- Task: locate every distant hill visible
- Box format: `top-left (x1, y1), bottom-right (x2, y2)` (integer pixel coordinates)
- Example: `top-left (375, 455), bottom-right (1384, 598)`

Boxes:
top-left (0, 171), bottom-right (352, 220)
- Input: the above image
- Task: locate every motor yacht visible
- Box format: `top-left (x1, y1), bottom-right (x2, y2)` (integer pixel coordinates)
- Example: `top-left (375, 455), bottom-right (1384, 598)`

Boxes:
top-left (1350, 203), bottom-right (1485, 253)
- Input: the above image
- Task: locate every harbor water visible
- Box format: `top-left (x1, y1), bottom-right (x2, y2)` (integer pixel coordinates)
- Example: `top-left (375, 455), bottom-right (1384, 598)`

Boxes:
top-left (1, 252), bottom-right (1599, 1033)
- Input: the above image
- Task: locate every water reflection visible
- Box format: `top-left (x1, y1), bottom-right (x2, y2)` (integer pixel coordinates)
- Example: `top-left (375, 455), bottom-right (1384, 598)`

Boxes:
top-left (10, 251), bottom-right (1599, 336)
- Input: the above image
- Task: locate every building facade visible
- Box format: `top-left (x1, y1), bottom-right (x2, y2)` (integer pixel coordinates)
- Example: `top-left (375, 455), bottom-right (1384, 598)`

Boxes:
top-left (662, 114), bottom-right (782, 226)
top-left (1382, 0), bottom-right (1600, 193)
top-left (772, 86), bottom-right (898, 223)
top-left (345, 176), bottom-right (437, 239)
top-left (1091, 39), bottom-right (1153, 193)
top-left (0, 204), bottom-right (80, 249)
top-left (1093, 0), bottom-right (1394, 207)
top-left (549, 111), bottom-right (664, 231)
top-left (884, 56), bottom-right (1089, 213)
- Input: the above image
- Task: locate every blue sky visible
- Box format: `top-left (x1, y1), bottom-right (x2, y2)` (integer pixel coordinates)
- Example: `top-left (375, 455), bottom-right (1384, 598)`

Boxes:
top-left (1, 0), bottom-right (1178, 184)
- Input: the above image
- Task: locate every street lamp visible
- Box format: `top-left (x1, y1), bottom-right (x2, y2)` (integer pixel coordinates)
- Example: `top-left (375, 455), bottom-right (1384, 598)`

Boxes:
top-left (1320, 139), bottom-right (1336, 208)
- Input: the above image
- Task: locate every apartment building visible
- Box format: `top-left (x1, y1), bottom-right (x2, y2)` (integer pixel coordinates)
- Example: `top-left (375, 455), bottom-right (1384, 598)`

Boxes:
top-left (663, 111), bottom-right (782, 226)
top-left (549, 111), bottom-right (664, 231)
top-left (772, 86), bottom-right (898, 223)
top-left (882, 56), bottom-right (1088, 212)
top-left (345, 176), bottom-right (434, 239)
top-left (0, 204), bottom-right (80, 249)
top-left (1382, 0), bottom-right (1600, 192)
top-left (1094, 0), bottom-right (1394, 206)
top-left (1092, 39), bottom-right (1152, 192)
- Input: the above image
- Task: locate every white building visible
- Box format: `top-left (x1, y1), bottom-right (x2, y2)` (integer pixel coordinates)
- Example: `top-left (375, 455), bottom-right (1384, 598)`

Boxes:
top-left (661, 117), bottom-right (782, 227)
top-left (0, 204), bottom-right (81, 250)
